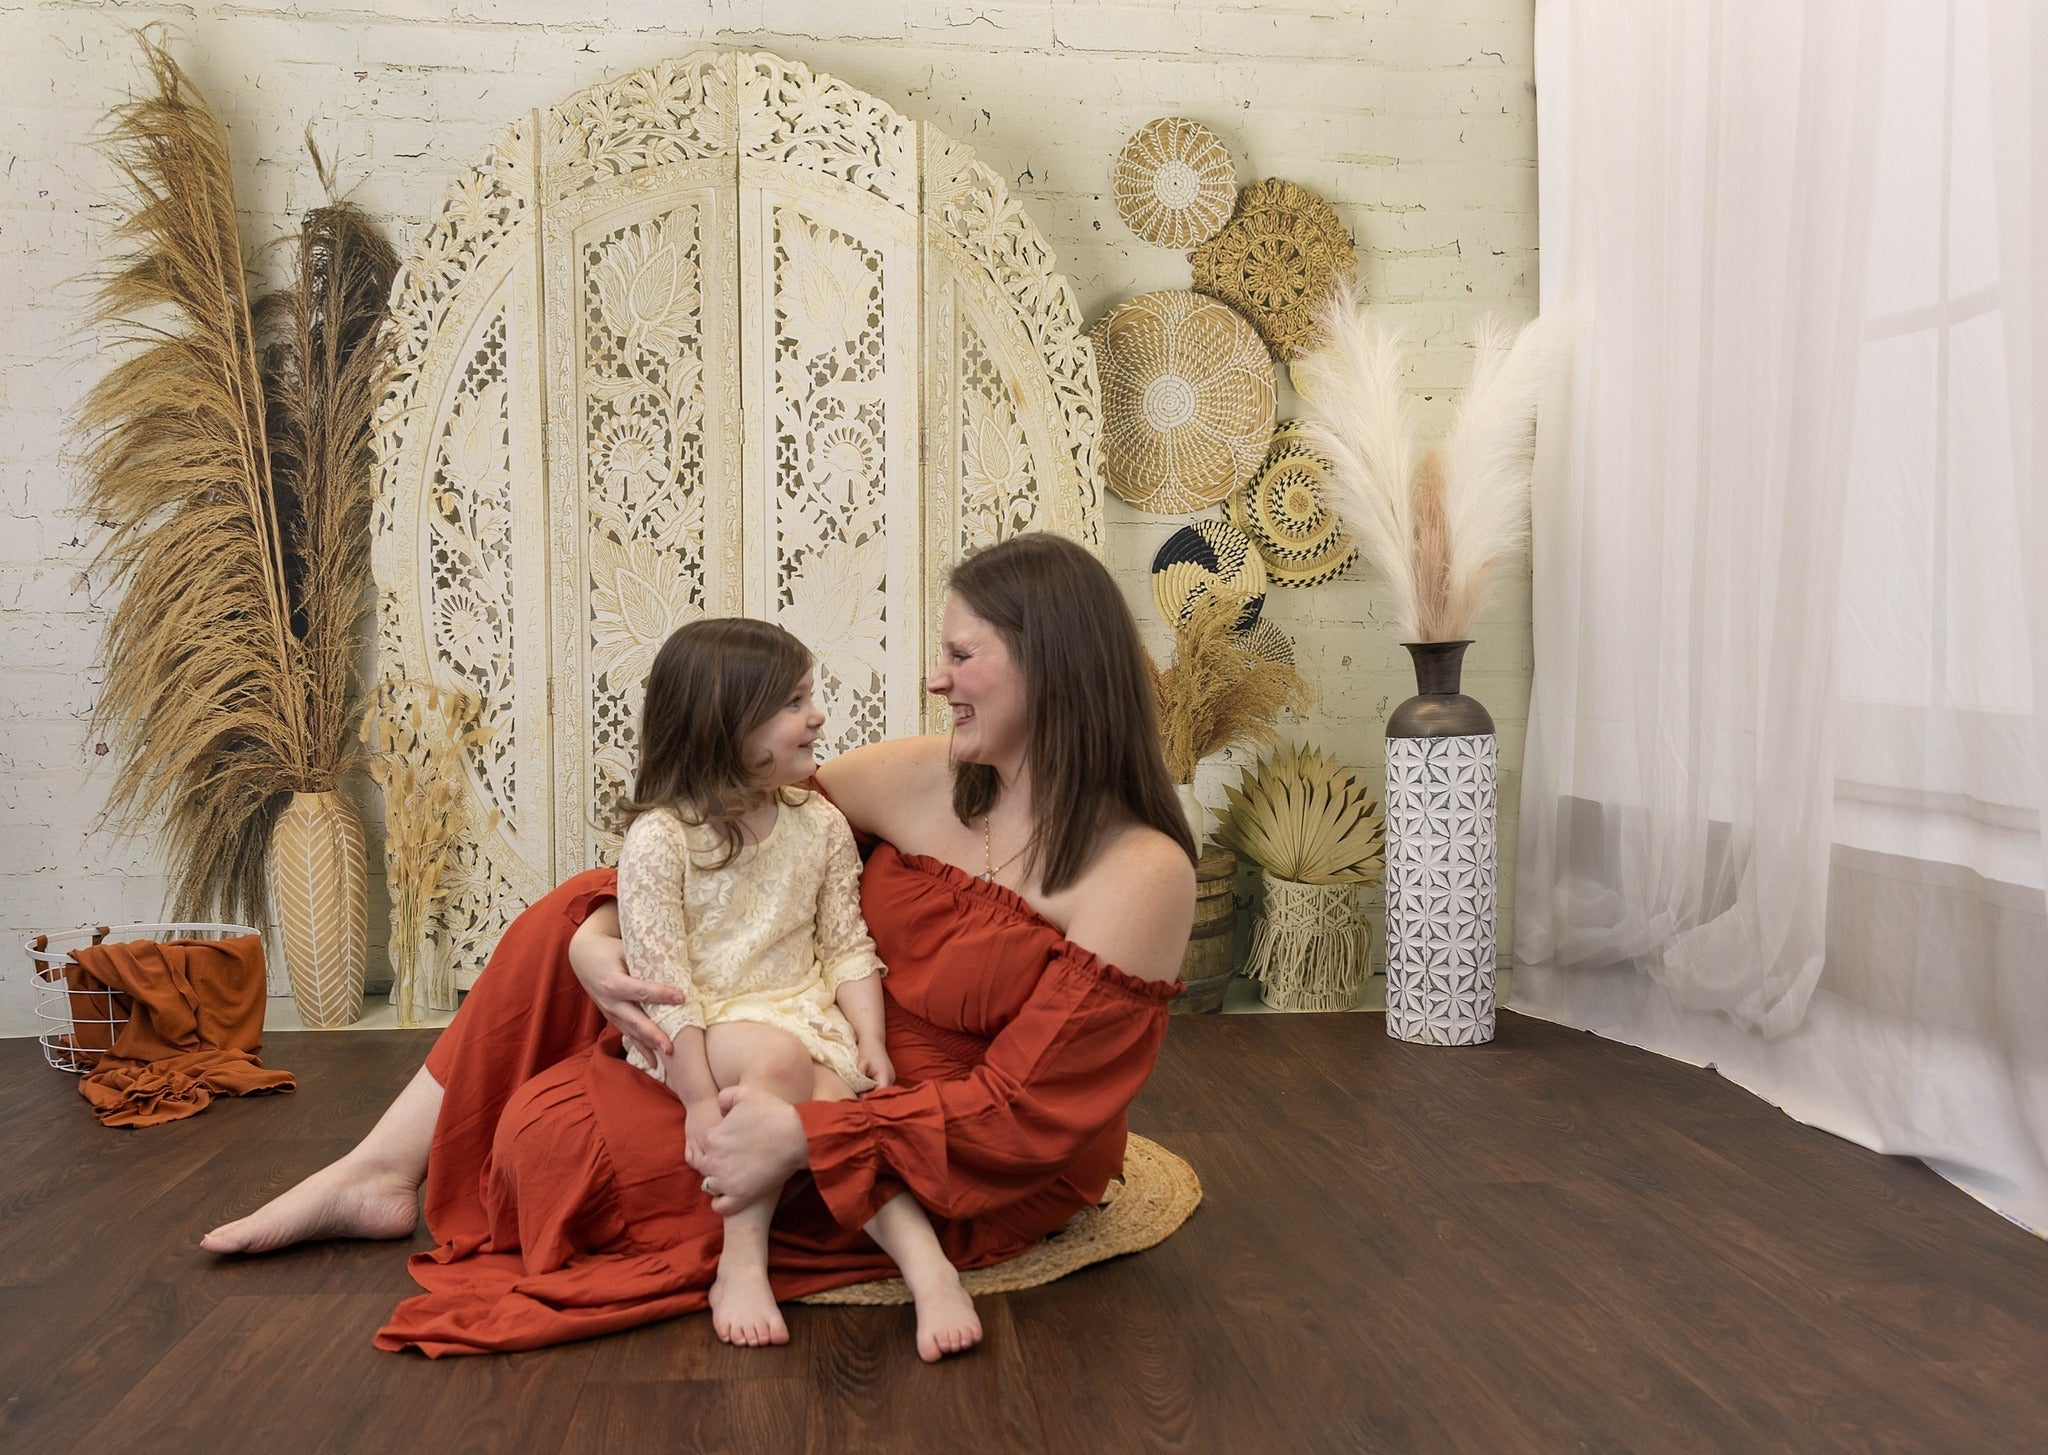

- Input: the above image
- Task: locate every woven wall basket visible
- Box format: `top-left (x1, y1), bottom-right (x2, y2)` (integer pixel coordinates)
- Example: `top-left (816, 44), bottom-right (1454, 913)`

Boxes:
top-left (1238, 619), bottom-right (1295, 665)
top-left (1226, 421), bottom-right (1358, 587)
top-left (1190, 178), bottom-right (1358, 361)
top-left (1091, 290), bottom-right (1277, 514)
top-left (1151, 519), bottom-right (1267, 630)
top-left (269, 791), bottom-right (368, 1028)
top-left (1113, 117), bottom-right (1237, 248)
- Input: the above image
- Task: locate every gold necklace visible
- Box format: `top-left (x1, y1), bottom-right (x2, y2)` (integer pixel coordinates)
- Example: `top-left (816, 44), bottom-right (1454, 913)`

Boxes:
top-left (980, 814), bottom-right (1029, 882)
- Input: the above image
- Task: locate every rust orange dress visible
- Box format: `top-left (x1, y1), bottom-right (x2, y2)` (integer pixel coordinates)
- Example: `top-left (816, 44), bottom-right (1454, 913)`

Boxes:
top-left (374, 843), bottom-right (1178, 1356)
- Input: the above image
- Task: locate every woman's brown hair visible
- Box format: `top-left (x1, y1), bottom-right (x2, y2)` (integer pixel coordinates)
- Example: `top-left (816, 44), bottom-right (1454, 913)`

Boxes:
top-left (947, 533), bottom-right (1197, 892)
top-left (613, 617), bottom-right (814, 870)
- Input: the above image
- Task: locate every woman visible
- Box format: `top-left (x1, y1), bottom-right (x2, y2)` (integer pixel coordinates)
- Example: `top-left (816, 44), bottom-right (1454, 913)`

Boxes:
top-left (202, 533), bottom-right (1198, 1355)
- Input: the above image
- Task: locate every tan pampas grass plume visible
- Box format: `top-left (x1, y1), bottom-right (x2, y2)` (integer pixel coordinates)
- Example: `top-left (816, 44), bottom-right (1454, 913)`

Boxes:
top-left (1435, 314), bottom-right (1557, 636)
top-left (258, 136), bottom-right (402, 792)
top-left (81, 32), bottom-right (300, 924)
top-left (1294, 278), bottom-right (1555, 641)
top-left (363, 682), bottom-right (496, 1025)
top-left (79, 33), bottom-right (397, 924)
top-left (1151, 595), bottom-right (1313, 785)
top-left (1291, 277), bottom-right (1421, 635)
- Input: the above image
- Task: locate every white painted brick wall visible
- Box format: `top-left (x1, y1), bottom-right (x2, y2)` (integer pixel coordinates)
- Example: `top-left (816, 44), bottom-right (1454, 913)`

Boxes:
top-left (0, 0), bottom-right (1536, 1036)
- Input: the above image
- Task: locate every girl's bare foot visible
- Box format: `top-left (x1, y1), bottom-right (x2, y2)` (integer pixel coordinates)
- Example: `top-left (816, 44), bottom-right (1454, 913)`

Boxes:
top-left (709, 1265), bottom-right (789, 1347)
top-left (902, 1257), bottom-right (982, 1362)
top-left (199, 1156), bottom-right (420, 1255)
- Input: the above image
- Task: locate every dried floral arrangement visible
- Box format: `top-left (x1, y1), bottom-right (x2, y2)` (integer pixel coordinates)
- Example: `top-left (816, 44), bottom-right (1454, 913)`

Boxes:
top-left (1150, 594), bottom-right (1313, 786)
top-left (79, 32), bottom-right (398, 923)
top-left (1216, 743), bottom-right (1386, 885)
top-left (363, 683), bottom-right (495, 1024)
top-left (1291, 278), bottom-right (1555, 642)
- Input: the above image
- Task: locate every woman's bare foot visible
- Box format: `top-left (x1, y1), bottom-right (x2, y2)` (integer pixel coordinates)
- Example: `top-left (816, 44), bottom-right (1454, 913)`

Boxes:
top-left (903, 1257), bottom-right (982, 1362)
top-left (199, 1155), bottom-right (420, 1255)
top-left (709, 1265), bottom-right (789, 1348)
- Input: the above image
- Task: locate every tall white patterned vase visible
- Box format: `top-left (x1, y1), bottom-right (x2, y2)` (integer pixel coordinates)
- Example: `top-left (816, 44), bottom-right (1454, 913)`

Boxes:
top-left (1383, 640), bottom-right (1497, 1045)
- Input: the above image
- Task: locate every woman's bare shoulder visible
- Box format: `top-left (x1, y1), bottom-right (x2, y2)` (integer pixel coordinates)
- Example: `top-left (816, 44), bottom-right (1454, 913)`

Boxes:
top-left (1059, 825), bottom-right (1196, 984)
top-left (816, 733), bottom-right (952, 838)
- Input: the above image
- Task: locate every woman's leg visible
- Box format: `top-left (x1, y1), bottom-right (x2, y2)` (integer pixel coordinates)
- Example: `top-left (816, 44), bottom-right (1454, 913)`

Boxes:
top-left (200, 1065), bottom-right (442, 1253)
top-left (202, 869), bottom-right (618, 1256)
top-left (701, 1023), bottom-right (817, 1346)
top-left (804, 1066), bottom-right (983, 1362)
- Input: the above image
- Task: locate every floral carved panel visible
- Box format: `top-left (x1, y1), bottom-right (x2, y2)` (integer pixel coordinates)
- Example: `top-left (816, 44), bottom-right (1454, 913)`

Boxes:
top-left (375, 52), bottom-right (1102, 982)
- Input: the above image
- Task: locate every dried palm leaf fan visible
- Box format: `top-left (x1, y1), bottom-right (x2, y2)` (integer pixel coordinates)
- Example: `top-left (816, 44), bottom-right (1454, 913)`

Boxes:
top-left (1218, 743), bottom-right (1385, 1012)
top-left (79, 34), bottom-right (397, 1022)
top-left (1217, 743), bottom-right (1385, 885)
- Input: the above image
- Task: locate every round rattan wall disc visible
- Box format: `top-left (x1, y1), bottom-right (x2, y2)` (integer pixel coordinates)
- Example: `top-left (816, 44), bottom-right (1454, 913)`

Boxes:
top-left (1113, 117), bottom-right (1238, 248)
top-left (1151, 519), bottom-right (1267, 631)
top-left (1225, 420), bottom-right (1357, 587)
top-left (1237, 619), bottom-right (1295, 665)
top-left (1190, 178), bottom-right (1358, 361)
top-left (1092, 291), bottom-right (1278, 515)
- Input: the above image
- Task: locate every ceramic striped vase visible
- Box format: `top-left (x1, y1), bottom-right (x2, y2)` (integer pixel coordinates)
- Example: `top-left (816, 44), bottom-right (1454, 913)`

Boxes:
top-left (269, 791), bottom-right (368, 1028)
top-left (1383, 641), bottom-right (1498, 1046)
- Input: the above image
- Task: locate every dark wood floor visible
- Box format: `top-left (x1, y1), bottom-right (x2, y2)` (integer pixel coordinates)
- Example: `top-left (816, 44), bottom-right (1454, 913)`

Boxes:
top-left (3, 1012), bottom-right (2044, 1454)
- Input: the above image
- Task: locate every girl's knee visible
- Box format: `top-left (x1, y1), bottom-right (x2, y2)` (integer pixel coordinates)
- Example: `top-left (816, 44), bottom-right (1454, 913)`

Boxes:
top-left (707, 1023), bottom-right (814, 1098)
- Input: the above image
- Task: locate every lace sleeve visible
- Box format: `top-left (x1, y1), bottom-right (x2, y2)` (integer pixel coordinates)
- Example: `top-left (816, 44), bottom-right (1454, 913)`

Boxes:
top-left (814, 805), bottom-right (885, 993)
top-left (617, 811), bottom-right (705, 1041)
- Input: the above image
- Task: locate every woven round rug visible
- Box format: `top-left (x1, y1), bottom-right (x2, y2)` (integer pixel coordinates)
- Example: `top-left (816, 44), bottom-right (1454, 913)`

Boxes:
top-left (1190, 178), bottom-right (1357, 361)
top-left (1151, 519), bottom-right (1267, 631)
top-left (1091, 290), bottom-right (1277, 515)
top-left (797, 1135), bottom-right (1202, 1305)
top-left (1236, 619), bottom-right (1295, 665)
top-left (1113, 117), bottom-right (1237, 249)
top-left (1225, 420), bottom-right (1357, 587)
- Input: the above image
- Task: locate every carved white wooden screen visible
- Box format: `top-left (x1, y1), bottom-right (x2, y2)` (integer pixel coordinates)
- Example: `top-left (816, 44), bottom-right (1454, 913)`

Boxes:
top-left (374, 52), bottom-right (1101, 981)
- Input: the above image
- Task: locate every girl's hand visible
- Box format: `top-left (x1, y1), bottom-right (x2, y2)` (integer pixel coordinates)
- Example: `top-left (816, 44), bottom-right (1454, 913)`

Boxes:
top-left (683, 1099), bottom-right (722, 1170)
top-left (568, 906), bottom-right (689, 1058)
top-left (697, 1085), bottom-right (809, 1217)
top-left (857, 1040), bottom-right (896, 1089)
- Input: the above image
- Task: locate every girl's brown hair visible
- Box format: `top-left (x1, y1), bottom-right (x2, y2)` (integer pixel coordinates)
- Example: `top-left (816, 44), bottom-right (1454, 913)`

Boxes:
top-left (947, 533), bottom-right (1197, 892)
top-left (613, 617), bottom-right (814, 870)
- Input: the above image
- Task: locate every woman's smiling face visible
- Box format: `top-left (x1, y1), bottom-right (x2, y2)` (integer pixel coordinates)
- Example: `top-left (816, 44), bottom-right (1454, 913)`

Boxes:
top-left (926, 594), bottom-right (1028, 768)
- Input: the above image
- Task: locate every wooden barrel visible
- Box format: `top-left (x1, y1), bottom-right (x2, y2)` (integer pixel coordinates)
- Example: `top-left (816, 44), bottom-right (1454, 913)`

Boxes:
top-left (1173, 845), bottom-right (1239, 1014)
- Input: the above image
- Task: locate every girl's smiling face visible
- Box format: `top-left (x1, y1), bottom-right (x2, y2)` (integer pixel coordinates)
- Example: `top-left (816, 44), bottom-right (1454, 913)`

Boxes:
top-left (925, 594), bottom-right (1028, 769)
top-left (743, 670), bottom-right (827, 787)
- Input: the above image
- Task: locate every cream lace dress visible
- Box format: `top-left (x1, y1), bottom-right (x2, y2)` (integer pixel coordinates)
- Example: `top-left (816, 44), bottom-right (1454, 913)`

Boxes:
top-left (618, 792), bottom-right (885, 1094)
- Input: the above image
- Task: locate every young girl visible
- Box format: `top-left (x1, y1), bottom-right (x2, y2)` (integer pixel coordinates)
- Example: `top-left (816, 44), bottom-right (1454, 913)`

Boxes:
top-left (614, 617), bottom-right (981, 1361)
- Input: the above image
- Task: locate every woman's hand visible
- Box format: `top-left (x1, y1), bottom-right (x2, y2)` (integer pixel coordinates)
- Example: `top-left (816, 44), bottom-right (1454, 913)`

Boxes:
top-left (683, 1099), bottom-right (722, 1171)
top-left (568, 904), bottom-right (689, 1058)
top-left (695, 1084), bottom-right (810, 1217)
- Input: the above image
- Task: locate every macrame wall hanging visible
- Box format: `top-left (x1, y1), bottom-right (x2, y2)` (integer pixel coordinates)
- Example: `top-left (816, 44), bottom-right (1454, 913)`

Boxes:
top-left (372, 50), bottom-right (1104, 982)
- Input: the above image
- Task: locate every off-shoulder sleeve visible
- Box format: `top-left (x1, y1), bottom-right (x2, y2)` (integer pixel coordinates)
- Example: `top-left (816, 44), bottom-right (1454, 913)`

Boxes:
top-left (617, 812), bottom-right (705, 1046)
top-left (794, 951), bottom-right (1174, 1228)
top-left (813, 805), bottom-right (884, 993)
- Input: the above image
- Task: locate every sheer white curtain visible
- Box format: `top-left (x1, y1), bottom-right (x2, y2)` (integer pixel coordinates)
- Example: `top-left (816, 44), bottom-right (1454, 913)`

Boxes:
top-left (1519, 0), bottom-right (2047, 1229)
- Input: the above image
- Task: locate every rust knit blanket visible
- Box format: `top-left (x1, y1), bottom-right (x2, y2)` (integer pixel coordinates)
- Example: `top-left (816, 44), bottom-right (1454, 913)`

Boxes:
top-left (65, 936), bottom-right (294, 1127)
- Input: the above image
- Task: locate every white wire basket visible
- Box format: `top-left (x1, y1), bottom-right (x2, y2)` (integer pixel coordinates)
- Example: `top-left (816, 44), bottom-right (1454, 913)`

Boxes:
top-left (23, 922), bottom-right (260, 1074)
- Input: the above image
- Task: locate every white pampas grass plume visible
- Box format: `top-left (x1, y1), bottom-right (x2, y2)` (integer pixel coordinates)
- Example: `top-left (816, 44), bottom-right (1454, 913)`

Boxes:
top-left (1436, 314), bottom-right (1557, 638)
top-left (1293, 277), bottom-right (1423, 638)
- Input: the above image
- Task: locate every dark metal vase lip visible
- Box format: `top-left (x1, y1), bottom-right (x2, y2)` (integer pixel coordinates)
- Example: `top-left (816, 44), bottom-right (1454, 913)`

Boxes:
top-left (1389, 639), bottom-right (1493, 739)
